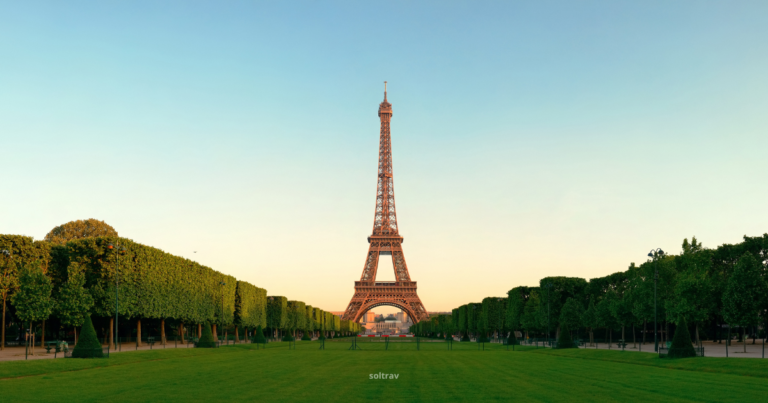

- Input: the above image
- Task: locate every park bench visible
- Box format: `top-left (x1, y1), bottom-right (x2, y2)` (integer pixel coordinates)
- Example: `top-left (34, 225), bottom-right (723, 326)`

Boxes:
top-left (45, 341), bottom-right (67, 353)
top-left (147, 336), bottom-right (156, 349)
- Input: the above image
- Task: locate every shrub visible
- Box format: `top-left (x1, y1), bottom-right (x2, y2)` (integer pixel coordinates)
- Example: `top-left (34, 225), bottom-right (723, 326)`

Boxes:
top-left (507, 331), bottom-right (519, 346)
top-left (196, 323), bottom-right (217, 348)
top-left (301, 330), bottom-right (311, 341)
top-left (555, 324), bottom-right (576, 349)
top-left (668, 316), bottom-right (697, 358)
top-left (252, 325), bottom-right (267, 344)
top-left (282, 333), bottom-right (295, 342)
top-left (71, 315), bottom-right (104, 358)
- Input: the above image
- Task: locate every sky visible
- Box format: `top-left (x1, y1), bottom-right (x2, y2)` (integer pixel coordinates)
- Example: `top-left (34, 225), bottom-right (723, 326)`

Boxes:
top-left (1, 1), bottom-right (767, 315)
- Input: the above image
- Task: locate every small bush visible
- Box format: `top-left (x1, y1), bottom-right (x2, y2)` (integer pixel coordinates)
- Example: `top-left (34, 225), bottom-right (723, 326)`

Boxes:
top-left (507, 331), bottom-right (519, 346)
top-left (301, 330), bottom-right (311, 341)
top-left (196, 323), bottom-right (217, 348)
top-left (668, 317), bottom-right (697, 358)
top-left (556, 324), bottom-right (576, 349)
top-left (282, 333), bottom-right (295, 342)
top-left (461, 333), bottom-right (470, 342)
top-left (71, 314), bottom-right (104, 358)
top-left (252, 325), bottom-right (267, 344)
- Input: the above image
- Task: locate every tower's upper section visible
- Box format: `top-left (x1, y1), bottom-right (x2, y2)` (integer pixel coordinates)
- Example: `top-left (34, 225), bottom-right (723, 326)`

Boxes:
top-left (378, 81), bottom-right (392, 118)
top-left (372, 81), bottom-right (398, 236)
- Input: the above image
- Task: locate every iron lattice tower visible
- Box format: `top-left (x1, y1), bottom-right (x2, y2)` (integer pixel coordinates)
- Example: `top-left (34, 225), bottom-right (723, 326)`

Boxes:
top-left (341, 83), bottom-right (429, 323)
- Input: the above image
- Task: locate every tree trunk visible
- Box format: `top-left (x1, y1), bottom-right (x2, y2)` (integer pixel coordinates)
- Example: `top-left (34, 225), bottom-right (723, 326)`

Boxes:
top-left (74, 326), bottom-right (78, 345)
top-left (632, 324), bottom-right (636, 348)
top-left (161, 319), bottom-right (166, 345)
top-left (109, 318), bottom-right (115, 349)
top-left (235, 327), bottom-right (239, 343)
top-left (198, 324), bottom-right (201, 338)
top-left (212, 324), bottom-right (218, 341)
top-left (642, 320), bottom-right (646, 345)
top-left (41, 319), bottom-right (45, 348)
top-left (695, 324), bottom-right (700, 345)
top-left (621, 326), bottom-right (625, 345)
top-left (744, 328), bottom-right (747, 353)
top-left (1, 295), bottom-right (6, 351)
top-left (136, 319), bottom-right (142, 346)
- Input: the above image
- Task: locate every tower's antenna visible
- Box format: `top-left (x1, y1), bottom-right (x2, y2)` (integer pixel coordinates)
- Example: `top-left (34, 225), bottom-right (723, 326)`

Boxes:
top-left (384, 81), bottom-right (387, 100)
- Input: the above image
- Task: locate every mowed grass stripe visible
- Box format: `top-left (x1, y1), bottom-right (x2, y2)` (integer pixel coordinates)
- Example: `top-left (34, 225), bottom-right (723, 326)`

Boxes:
top-left (2, 344), bottom-right (768, 402)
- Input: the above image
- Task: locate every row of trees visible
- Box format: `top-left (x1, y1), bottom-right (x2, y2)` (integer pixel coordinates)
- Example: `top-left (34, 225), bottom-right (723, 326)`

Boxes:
top-left (1, 231), bottom-right (359, 349)
top-left (264, 296), bottom-right (359, 341)
top-left (412, 234), bottom-right (768, 352)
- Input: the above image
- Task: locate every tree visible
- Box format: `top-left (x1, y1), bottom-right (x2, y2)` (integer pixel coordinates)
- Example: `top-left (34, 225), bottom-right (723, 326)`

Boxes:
top-left (11, 261), bottom-right (54, 354)
top-left (71, 314), bottom-right (103, 358)
top-left (520, 291), bottom-right (542, 340)
top-left (581, 298), bottom-right (598, 346)
top-left (559, 297), bottom-right (583, 338)
top-left (0, 251), bottom-right (19, 351)
top-left (723, 253), bottom-right (766, 353)
top-left (44, 219), bottom-right (118, 245)
top-left (55, 262), bottom-right (94, 339)
top-left (506, 287), bottom-right (528, 336)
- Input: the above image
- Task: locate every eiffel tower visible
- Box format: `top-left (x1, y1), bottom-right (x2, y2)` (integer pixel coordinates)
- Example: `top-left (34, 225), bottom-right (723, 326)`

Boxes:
top-left (341, 83), bottom-right (429, 323)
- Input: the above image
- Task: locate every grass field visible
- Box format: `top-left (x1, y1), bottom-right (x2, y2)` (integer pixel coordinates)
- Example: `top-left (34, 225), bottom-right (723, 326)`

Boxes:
top-left (2, 338), bottom-right (768, 402)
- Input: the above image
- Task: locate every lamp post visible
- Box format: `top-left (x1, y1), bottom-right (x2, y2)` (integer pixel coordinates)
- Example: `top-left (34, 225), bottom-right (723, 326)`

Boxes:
top-left (108, 243), bottom-right (126, 351)
top-left (647, 248), bottom-right (664, 352)
top-left (1, 249), bottom-right (10, 352)
top-left (219, 281), bottom-right (226, 344)
top-left (546, 282), bottom-right (553, 347)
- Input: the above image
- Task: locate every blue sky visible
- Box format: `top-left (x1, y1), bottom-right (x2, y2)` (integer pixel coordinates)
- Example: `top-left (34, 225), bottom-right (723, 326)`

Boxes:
top-left (1, 1), bottom-right (767, 313)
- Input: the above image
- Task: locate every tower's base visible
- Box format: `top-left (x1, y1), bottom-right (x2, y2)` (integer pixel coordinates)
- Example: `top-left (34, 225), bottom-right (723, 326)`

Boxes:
top-left (341, 280), bottom-right (429, 323)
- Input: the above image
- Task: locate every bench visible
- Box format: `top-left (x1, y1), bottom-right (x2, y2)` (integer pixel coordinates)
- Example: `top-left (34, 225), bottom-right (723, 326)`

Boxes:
top-left (45, 341), bottom-right (58, 353)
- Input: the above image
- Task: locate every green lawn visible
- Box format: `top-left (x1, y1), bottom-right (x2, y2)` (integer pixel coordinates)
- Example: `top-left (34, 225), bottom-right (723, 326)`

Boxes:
top-left (2, 339), bottom-right (768, 402)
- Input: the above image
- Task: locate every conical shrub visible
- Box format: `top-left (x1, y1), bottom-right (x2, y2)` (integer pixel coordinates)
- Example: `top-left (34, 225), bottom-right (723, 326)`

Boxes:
top-left (196, 322), bottom-right (217, 348)
top-left (71, 314), bottom-right (104, 358)
top-left (556, 324), bottom-right (576, 349)
top-left (282, 332), bottom-right (295, 342)
top-left (461, 333), bottom-right (470, 342)
top-left (252, 325), bottom-right (267, 344)
top-left (507, 331), bottom-right (519, 346)
top-left (668, 317), bottom-right (697, 358)
top-left (301, 330), bottom-right (311, 341)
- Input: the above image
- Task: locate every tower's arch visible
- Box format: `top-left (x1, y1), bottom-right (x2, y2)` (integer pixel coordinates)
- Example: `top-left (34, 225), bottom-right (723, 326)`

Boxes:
top-left (352, 300), bottom-right (418, 324)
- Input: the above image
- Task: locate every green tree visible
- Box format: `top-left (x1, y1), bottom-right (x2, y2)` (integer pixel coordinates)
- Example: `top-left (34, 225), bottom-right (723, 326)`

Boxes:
top-left (581, 298), bottom-right (598, 346)
top-left (44, 219), bottom-right (118, 245)
top-left (520, 291), bottom-right (542, 340)
top-left (71, 314), bottom-right (103, 358)
top-left (55, 262), bottom-right (94, 337)
top-left (11, 261), bottom-right (54, 351)
top-left (723, 253), bottom-right (766, 353)
top-left (559, 297), bottom-right (583, 338)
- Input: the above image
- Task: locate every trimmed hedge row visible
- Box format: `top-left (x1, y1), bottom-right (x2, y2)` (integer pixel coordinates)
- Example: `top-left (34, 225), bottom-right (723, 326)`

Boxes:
top-left (1, 234), bottom-right (351, 341)
top-left (235, 281), bottom-right (267, 329)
